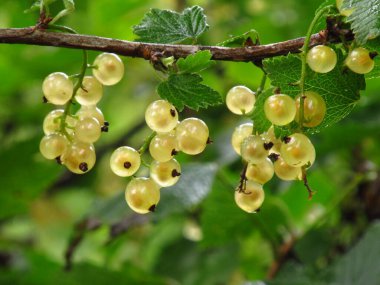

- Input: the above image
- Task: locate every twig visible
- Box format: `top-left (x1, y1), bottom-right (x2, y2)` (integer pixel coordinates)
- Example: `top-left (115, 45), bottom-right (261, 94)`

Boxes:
top-left (0, 28), bottom-right (331, 62)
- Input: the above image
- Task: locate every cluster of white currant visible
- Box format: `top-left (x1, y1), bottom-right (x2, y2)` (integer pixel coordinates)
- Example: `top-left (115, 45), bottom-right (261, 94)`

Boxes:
top-left (39, 53), bottom-right (125, 173)
top-left (109, 100), bottom-right (210, 214)
top-left (306, 45), bottom-right (375, 75)
top-left (226, 85), bottom-right (324, 213)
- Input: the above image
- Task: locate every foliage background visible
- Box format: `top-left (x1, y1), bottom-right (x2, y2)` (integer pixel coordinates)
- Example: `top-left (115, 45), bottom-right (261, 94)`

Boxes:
top-left (0, 0), bottom-right (379, 284)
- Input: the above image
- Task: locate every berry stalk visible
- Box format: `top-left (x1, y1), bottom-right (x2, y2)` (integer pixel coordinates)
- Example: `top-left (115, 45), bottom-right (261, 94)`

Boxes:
top-left (299, 5), bottom-right (334, 130)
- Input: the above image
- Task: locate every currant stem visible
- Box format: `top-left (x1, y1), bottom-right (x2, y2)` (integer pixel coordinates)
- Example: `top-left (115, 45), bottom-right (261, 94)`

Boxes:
top-left (49, 25), bottom-right (89, 141)
top-left (138, 132), bottom-right (157, 154)
top-left (298, 5), bottom-right (333, 130)
top-left (302, 167), bottom-right (315, 200)
top-left (256, 72), bottom-right (267, 97)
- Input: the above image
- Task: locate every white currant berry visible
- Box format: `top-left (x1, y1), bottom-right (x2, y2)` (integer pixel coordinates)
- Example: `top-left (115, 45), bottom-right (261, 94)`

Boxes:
top-left (306, 45), bottom-right (337, 73)
top-left (336, 0), bottom-right (354, 16)
top-left (61, 142), bottom-right (96, 174)
top-left (345, 47), bottom-right (375, 74)
top-left (110, 146), bottom-right (141, 177)
top-left (125, 177), bottom-right (160, 214)
top-left (241, 135), bottom-right (268, 164)
top-left (76, 106), bottom-right (105, 126)
top-left (150, 159), bottom-right (181, 187)
top-left (149, 132), bottom-right (178, 162)
top-left (235, 181), bottom-right (265, 213)
top-left (226, 86), bottom-right (256, 115)
top-left (260, 126), bottom-right (281, 154)
top-left (264, 94), bottom-right (296, 126)
top-left (176, 118), bottom-right (209, 155)
top-left (295, 91), bottom-right (326, 127)
top-left (93, 53), bottom-right (124, 85)
top-left (42, 72), bottom-right (73, 105)
top-left (246, 158), bottom-right (274, 185)
top-left (75, 76), bottom-right (103, 106)
top-left (39, 133), bottom-right (69, 160)
top-left (231, 122), bottom-right (254, 155)
top-left (280, 133), bottom-right (315, 167)
top-left (145, 100), bottom-right (178, 133)
top-left (74, 117), bottom-right (101, 143)
top-left (43, 109), bottom-right (76, 135)
top-left (274, 156), bottom-right (302, 181)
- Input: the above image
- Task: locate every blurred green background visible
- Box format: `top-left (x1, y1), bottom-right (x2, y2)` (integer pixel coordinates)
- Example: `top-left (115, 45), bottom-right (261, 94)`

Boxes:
top-left (0, 0), bottom-right (379, 284)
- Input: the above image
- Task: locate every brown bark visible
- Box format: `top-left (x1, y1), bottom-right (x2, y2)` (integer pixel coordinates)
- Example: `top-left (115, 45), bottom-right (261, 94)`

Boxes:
top-left (0, 28), bottom-right (327, 62)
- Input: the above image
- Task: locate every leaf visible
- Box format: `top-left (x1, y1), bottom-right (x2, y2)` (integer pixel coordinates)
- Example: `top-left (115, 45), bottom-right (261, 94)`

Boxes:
top-left (342, 0), bottom-right (380, 44)
top-left (155, 163), bottom-right (218, 218)
top-left (251, 88), bottom-right (274, 133)
top-left (51, 0), bottom-right (75, 23)
top-left (0, 138), bottom-right (64, 218)
top-left (133, 6), bottom-right (209, 44)
top-left (217, 29), bottom-right (260, 47)
top-left (24, 0), bottom-right (57, 13)
top-left (262, 52), bottom-right (365, 135)
top-left (157, 73), bottom-right (222, 111)
top-left (332, 221), bottom-right (380, 285)
top-left (364, 37), bottom-right (380, 79)
top-left (177, 50), bottom-right (214, 74)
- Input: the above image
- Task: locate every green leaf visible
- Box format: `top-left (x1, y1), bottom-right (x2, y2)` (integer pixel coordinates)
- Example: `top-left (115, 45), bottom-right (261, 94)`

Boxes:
top-left (157, 73), bottom-right (222, 111)
top-left (51, 0), bottom-right (75, 23)
top-left (0, 138), bottom-right (63, 218)
top-left (342, 0), bottom-right (380, 44)
top-left (251, 88), bottom-right (274, 133)
top-left (177, 50), bottom-right (214, 74)
top-left (24, 0), bottom-right (57, 13)
top-left (364, 37), bottom-right (380, 79)
top-left (262, 53), bottom-right (365, 135)
top-left (217, 29), bottom-right (260, 47)
top-left (155, 163), bottom-right (218, 218)
top-left (332, 221), bottom-right (380, 285)
top-left (133, 6), bottom-right (209, 44)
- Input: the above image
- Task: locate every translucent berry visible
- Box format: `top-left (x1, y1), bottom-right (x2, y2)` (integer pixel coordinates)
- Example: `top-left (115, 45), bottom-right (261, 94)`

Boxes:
top-left (260, 126), bottom-right (281, 154)
top-left (231, 122), bottom-right (254, 155)
top-left (74, 117), bottom-right (101, 143)
top-left (61, 142), bottom-right (96, 174)
top-left (149, 132), bottom-right (178, 162)
top-left (264, 94), bottom-right (296, 126)
top-left (93, 53), bottom-right (124, 85)
top-left (125, 177), bottom-right (160, 214)
top-left (226, 86), bottom-right (256, 115)
top-left (76, 106), bottom-right (105, 126)
top-left (241, 135), bottom-right (268, 164)
top-left (39, 133), bottom-right (68, 160)
top-left (306, 45), bottom-right (337, 73)
top-left (274, 156), bottom-right (302, 181)
top-left (176, 118), bottom-right (209, 155)
top-left (295, 91), bottom-right (326, 127)
top-left (246, 158), bottom-right (274, 185)
top-left (42, 72), bottom-right (73, 105)
top-left (150, 159), bottom-right (181, 187)
top-left (336, 0), bottom-right (354, 16)
top-left (110, 146), bottom-right (141, 177)
top-left (345, 47), bottom-right (375, 74)
top-left (280, 133), bottom-right (315, 167)
top-left (145, 100), bottom-right (178, 133)
top-left (235, 181), bottom-right (265, 213)
top-left (75, 76), bottom-right (103, 106)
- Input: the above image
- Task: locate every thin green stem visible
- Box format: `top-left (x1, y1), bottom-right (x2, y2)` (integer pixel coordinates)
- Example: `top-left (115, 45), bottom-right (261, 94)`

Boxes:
top-left (256, 72), bottom-right (267, 97)
top-left (46, 24), bottom-right (88, 141)
top-left (47, 24), bottom-right (78, 34)
top-left (138, 132), bottom-right (157, 154)
top-left (59, 49), bottom-right (88, 140)
top-left (298, 5), bottom-right (333, 131)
